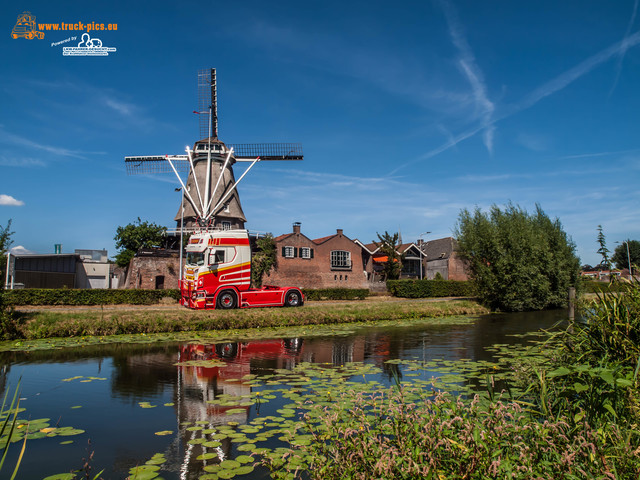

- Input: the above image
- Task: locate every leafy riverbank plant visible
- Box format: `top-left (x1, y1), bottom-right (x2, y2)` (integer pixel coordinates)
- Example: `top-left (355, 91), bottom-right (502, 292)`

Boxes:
top-left (261, 282), bottom-right (640, 478)
top-left (518, 280), bottom-right (640, 426)
top-left (265, 388), bottom-right (637, 479)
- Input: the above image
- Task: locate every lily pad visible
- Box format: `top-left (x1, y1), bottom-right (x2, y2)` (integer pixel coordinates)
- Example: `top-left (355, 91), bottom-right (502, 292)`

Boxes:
top-left (197, 452), bottom-right (219, 461)
top-left (220, 460), bottom-right (241, 469)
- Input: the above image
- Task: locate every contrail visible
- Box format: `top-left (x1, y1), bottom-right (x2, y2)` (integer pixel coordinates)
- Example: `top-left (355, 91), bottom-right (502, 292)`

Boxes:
top-left (389, 29), bottom-right (640, 175)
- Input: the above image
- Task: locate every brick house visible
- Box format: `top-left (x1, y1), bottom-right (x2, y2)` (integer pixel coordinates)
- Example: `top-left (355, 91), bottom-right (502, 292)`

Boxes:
top-left (266, 223), bottom-right (368, 289)
top-left (123, 249), bottom-right (180, 289)
top-left (420, 237), bottom-right (468, 280)
top-left (354, 241), bottom-right (423, 281)
top-left (398, 243), bottom-right (423, 278)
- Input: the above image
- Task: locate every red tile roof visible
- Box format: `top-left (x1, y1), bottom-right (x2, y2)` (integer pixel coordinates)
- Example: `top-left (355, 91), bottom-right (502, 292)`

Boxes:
top-left (312, 234), bottom-right (337, 245)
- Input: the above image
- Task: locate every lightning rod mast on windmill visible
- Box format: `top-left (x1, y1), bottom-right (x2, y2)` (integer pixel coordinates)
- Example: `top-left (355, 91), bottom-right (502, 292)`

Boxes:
top-left (124, 68), bottom-right (305, 310)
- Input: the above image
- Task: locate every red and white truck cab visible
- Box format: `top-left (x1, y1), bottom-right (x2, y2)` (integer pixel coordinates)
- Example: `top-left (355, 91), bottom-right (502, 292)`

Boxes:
top-left (180, 229), bottom-right (304, 310)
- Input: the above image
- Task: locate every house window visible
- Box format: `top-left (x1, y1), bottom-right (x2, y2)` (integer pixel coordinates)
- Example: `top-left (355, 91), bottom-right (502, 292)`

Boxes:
top-left (221, 221), bottom-right (231, 231)
top-left (283, 246), bottom-right (295, 258)
top-left (300, 247), bottom-right (312, 259)
top-left (331, 250), bottom-right (351, 270)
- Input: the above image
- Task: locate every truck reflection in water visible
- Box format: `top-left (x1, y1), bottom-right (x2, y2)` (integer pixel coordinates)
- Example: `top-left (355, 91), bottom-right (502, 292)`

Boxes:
top-left (175, 338), bottom-right (305, 476)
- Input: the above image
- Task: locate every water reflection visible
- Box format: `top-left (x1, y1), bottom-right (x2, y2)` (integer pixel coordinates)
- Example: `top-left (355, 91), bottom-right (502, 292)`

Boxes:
top-left (0, 309), bottom-right (566, 479)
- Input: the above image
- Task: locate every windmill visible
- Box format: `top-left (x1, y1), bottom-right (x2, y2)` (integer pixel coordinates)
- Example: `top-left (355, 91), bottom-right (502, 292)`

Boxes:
top-left (125, 68), bottom-right (303, 232)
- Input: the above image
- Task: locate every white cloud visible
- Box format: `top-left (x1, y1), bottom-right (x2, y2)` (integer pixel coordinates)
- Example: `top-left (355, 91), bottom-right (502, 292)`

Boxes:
top-left (0, 194), bottom-right (24, 206)
top-left (0, 155), bottom-right (45, 167)
top-left (0, 128), bottom-right (104, 159)
top-left (103, 97), bottom-right (136, 116)
top-left (515, 132), bottom-right (550, 152)
top-left (10, 245), bottom-right (35, 255)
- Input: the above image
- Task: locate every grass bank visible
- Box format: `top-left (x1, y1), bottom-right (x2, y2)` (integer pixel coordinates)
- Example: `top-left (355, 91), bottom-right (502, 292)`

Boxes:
top-left (3, 298), bottom-right (488, 341)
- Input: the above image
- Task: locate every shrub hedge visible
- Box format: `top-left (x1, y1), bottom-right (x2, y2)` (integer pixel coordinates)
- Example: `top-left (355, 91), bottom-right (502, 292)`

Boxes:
top-left (387, 279), bottom-right (476, 298)
top-left (302, 288), bottom-right (369, 301)
top-left (2, 289), bottom-right (181, 306)
top-left (2, 287), bottom-right (369, 306)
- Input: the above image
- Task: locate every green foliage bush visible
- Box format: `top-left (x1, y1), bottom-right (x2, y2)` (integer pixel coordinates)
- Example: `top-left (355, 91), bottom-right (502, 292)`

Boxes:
top-left (302, 288), bottom-right (369, 301)
top-left (2, 289), bottom-right (180, 306)
top-left (251, 234), bottom-right (277, 288)
top-left (386, 279), bottom-right (476, 298)
top-left (114, 218), bottom-right (167, 268)
top-left (455, 203), bottom-right (581, 312)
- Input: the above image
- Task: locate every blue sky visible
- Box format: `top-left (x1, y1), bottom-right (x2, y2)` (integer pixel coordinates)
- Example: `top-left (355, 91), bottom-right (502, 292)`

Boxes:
top-left (1, 0), bottom-right (639, 267)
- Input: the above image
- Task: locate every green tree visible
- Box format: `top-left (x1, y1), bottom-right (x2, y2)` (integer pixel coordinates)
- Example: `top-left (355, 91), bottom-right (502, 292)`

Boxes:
top-left (0, 220), bottom-right (14, 288)
top-left (114, 218), bottom-right (166, 268)
top-left (374, 231), bottom-right (403, 280)
top-left (596, 225), bottom-right (611, 270)
top-left (455, 203), bottom-right (580, 312)
top-left (612, 240), bottom-right (639, 273)
top-left (251, 234), bottom-right (277, 288)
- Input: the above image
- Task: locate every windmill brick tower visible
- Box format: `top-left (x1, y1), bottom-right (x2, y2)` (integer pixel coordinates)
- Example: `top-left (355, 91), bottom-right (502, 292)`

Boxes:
top-left (125, 68), bottom-right (303, 231)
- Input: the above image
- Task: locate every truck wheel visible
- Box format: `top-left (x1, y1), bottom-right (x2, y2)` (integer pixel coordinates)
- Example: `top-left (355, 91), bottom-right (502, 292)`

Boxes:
top-left (215, 342), bottom-right (238, 358)
top-left (285, 290), bottom-right (302, 307)
top-left (217, 290), bottom-right (237, 309)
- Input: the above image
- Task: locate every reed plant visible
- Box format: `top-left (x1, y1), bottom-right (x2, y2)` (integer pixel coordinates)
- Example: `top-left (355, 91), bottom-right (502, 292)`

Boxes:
top-left (0, 383), bottom-right (27, 480)
top-left (520, 280), bottom-right (640, 426)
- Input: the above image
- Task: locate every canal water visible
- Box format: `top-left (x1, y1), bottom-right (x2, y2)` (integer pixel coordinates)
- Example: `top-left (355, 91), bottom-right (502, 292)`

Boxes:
top-left (0, 309), bottom-right (567, 479)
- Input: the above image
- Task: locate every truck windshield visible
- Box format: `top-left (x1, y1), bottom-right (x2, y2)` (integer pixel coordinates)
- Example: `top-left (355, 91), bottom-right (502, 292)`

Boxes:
top-left (186, 252), bottom-right (205, 266)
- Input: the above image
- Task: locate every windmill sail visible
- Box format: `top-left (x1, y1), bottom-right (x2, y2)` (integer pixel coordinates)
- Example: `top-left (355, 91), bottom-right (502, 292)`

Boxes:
top-left (124, 68), bottom-right (304, 232)
top-left (175, 138), bottom-right (247, 229)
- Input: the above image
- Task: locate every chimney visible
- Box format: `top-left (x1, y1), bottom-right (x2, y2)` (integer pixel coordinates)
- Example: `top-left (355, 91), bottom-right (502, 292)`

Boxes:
top-left (336, 228), bottom-right (343, 236)
top-left (293, 222), bottom-right (301, 234)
